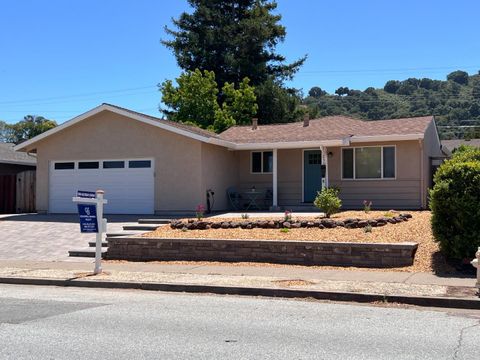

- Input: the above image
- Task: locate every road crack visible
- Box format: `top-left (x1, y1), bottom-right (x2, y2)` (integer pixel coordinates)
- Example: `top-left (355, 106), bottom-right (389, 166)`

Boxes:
top-left (452, 320), bottom-right (480, 359)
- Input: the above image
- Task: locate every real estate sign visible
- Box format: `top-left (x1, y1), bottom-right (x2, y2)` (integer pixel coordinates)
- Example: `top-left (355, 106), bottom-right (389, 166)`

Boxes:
top-left (77, 203), bottom-right (99, 233)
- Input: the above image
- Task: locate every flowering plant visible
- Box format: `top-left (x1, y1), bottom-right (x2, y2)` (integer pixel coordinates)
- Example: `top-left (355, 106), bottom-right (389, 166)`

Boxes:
top-left (363, 200), bottom-right (372, 213)
top-left (284, 210), bottom-right (292, 222)
top-left (195, 204), bottom-right (206, 220)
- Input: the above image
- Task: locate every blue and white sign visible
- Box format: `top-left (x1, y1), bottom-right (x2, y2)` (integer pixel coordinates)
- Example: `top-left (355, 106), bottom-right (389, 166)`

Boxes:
top-left (77, 203), bottom-right (99, 233)
top-left (77, 190), bottom-right (96, 199)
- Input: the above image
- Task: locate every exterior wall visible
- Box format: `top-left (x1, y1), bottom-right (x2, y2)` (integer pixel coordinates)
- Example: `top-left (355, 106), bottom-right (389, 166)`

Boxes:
top-left (28, 110), bottom-right (205, 213)
top-left (201, 143), bottom-right (238, 211)
top-left (0, 163), bottom-right (35, 175)
top-left (423, 120), bottom-right (445, 191)
top-left (236, 149), bottom-right (303, 206)
top-left (328, 140), bottom-right (423, 209)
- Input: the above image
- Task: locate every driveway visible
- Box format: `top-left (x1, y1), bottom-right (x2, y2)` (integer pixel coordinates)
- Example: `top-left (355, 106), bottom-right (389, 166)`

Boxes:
top-left (0, 214), bottom-right (142, 262)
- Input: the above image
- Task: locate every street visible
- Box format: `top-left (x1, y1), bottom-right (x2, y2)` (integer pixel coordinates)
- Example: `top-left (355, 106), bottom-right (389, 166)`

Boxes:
top-left (0, 285), bottom-right (478, 359)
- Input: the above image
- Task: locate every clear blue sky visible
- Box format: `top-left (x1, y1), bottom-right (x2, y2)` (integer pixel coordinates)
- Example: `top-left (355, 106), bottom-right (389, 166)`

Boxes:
top-left (1, 0), bottom-right (479, 124)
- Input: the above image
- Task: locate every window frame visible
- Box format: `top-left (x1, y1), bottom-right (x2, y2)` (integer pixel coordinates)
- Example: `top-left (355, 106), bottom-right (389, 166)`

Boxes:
top-left (250, 150), bottom-right (273, 174)
top-left (341, 145), bottom-right (396, 180)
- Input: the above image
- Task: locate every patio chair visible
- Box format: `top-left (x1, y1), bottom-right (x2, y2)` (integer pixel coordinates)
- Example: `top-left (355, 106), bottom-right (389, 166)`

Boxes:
top-left (226, 186), bottom-right (242, 210)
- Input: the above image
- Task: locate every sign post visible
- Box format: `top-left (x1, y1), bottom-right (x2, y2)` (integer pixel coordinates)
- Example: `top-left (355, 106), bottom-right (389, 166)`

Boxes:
top-left (73, 190), bottom-right (108, 275)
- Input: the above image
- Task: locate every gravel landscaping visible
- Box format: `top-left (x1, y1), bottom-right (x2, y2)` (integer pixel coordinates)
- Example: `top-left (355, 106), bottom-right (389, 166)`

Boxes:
top-left (144, 211), bottom-right (447, 273)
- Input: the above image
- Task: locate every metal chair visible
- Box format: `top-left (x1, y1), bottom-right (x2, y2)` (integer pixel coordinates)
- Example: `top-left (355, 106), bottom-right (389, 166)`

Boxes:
top-left (226, 186), bottom-right (242, 210)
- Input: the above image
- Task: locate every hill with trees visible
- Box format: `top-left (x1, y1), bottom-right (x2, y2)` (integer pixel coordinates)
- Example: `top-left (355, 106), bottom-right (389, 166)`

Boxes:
top-left (304, 70), bottom-right (480, 139)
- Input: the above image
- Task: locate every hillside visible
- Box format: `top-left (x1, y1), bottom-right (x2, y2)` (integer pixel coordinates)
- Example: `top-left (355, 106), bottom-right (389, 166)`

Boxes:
top-left (303, 70), bottom-right (480, 139)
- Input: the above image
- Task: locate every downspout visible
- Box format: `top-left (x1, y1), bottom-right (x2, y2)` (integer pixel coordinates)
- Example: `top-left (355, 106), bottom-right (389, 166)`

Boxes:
top-left (419, 139), bottom-right (425, 209)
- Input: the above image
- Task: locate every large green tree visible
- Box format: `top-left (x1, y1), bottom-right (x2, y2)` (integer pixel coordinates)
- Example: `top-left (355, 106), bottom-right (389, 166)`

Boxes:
top-left (162, 0), bottom-right (305, 124)
top-left (160, 69), bottom-right (257, 132)
top-left (3, 115), bottom-right (57, 144)
top-left (162, 0), bottom-right (306, 87)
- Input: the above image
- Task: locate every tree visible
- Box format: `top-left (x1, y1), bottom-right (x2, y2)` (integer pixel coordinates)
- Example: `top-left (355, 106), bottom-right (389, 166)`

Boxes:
top-left (384, 80), bottom-right (401, 94)
top-left (335, 87), bottom-right (350, 96)
top-left (0, 120), bottom-right (6, 142)
top-left (160, 69), bottom-right (257, 132)
top-left (162, 0), bottom-right (305, 124)
top-left (4, 115), bottom-right (57, 144)
top-left (254, 78), bottom-right (301, 124)
top-left (308, 86), bottom-right (326, 98)
top-left (447, 70), bottom-right (469, 85)
top-left (162, 0), bottom-right (306, 88)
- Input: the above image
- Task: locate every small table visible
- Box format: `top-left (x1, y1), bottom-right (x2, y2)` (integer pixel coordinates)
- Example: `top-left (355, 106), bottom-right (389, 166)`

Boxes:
top-left (242, 190), bottom-right (265, 210)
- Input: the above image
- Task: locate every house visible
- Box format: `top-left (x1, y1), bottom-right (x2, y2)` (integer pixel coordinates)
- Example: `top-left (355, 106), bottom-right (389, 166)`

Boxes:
top-left (441, 139), bottom-right (480, 153)
top-left (0, 143), bottom-right (36, 213)
top-left (0, 143), bottom-right (36, 175)
top-left (14, 103), bottom-right (443, 214)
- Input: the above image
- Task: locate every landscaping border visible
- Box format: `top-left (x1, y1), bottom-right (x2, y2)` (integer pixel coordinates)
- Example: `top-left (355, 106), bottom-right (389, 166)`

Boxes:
top-left (106, 237), bottom-right (418, 267)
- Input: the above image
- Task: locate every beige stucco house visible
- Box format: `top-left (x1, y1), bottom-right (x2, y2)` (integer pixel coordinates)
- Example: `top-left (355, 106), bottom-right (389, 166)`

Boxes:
top-left (15, 103), bottom-right (444, 214)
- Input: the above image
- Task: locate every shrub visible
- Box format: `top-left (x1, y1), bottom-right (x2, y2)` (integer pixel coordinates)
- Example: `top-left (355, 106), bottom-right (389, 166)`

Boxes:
top-left (364, 224), bottom-right (372, 233)
top-left (284, 210), bottom-right (292, 222)
top-left (429, 146), bottom-right (480, 260)
top-left (363, 200), bottom-right (372, 213)
top-left (314, 187), bottom-right (342, 218)
top-left (195, 204), bottom-right (206, 220)
top-left (280, 228), bottom-right (290, 233)
top-left (241, 213), bottom-right (250, 219)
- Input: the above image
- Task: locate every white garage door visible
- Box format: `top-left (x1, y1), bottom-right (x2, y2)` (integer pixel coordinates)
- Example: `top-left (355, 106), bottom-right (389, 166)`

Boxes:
top-left (49, 159), bottom-right (154, 214)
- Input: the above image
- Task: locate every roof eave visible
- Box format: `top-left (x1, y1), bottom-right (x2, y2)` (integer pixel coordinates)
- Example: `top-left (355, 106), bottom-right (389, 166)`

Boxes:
top-left (14, 104), bottom-right (218, 152)
top-left (350, 134), bottom-right (425, 143)
top-left (230, 138), bottom-right (350, 150)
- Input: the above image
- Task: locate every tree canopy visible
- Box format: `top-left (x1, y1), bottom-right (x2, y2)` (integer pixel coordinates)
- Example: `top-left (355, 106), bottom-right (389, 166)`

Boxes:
top-left (1, 115), bottom-right (57, 144)
top-left (160, 69), bottom-right (257, 132)
top-left (161, 0), bottom-right (305, 125)
top-left (162, 0), bottom-right (306, 88)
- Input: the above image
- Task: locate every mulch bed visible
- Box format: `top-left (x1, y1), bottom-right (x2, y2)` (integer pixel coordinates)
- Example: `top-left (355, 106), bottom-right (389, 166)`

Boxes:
top-left (143, 211), bottom-right (452, 274)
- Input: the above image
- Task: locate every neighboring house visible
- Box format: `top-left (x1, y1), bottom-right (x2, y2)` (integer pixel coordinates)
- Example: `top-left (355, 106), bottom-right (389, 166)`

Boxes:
top-left (0, 143), bottom-right (36, 213)
top-left (441, 139), bottom-right (480, 154)
top-left (14, 103), bottom-right (443, 214)
top-left (0, 143), bottom-right (36, 175)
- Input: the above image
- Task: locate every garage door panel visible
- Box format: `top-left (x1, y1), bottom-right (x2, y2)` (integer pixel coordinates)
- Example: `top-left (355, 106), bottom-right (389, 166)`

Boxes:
top-left (49, 160), bottom-right (154, 214)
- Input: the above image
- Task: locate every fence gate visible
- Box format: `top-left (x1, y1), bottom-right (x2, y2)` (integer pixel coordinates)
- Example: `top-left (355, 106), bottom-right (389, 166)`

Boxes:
top-left (0, 175), bottom-right (16, 214)
top-left (16, 170), bottom-right (36, 213)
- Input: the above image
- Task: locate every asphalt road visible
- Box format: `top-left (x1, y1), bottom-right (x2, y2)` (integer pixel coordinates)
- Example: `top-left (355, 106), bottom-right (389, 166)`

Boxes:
top-left (0, 285), bottom-right (479, 359)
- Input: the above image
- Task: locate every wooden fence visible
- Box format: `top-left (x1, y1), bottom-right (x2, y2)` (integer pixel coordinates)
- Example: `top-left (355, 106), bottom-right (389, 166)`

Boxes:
top-left (0, 174), bottom-right (16, 213)
top-left (16, 170), bottom-right (36, 213)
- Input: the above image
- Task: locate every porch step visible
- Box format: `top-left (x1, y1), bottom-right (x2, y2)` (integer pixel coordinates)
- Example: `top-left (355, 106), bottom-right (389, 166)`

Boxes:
top-left (123, 224), bottom-right (159, 231)
top-left (69, 247), bottom-right (108, 258)
top-left (106, 231), bottom-right (144, 238)
top-left (137, 218), bottom-right (171, 224)
top-left (88, 241), bottom-right (108, 247)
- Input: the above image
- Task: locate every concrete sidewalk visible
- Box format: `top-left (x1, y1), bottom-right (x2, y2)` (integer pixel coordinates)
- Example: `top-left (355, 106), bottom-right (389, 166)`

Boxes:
top-left (0, 259), bottom-right (478, 309)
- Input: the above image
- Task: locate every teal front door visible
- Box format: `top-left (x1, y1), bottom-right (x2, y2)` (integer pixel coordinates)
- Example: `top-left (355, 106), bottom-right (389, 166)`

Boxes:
top-left (303, 150), bottom-right (322, 202)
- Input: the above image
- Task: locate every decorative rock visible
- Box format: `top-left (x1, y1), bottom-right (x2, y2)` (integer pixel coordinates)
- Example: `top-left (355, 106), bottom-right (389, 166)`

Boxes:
top-left (345, 222), bottom-right (357, 229)
top-left (400, 213), bottom-right (413, 219)
top-left (291, 222), bottom-right (301, 228)
top-left (221, 222), bottom-right (230, 229)
top-left (368, 219), bottom-right (378, 227)
top-left (188, 219), bottom-right (195, 224)
top-left (283, 221), bottom-right (291, 229)
top-left (336, 221), bottom-right (345, 227)
top-left (306, 221), bottom-right (315, 228)
top-left (357, 220), bottom-right (368, 228)
top-left (267, 221), bottom-right (275, 228)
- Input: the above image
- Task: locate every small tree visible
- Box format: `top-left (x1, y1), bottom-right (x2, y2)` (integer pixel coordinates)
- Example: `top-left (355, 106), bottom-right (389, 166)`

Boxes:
top-left (314, 187), bottom-right (342, 218)
top-left (430, 146), bottom-right (480, 260)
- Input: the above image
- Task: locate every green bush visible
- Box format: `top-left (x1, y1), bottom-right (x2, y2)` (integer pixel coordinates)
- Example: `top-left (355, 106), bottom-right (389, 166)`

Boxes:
top-left (314, 187), bottom-right (342, 218)
top-left (429, 146), bottom-right (480, 260)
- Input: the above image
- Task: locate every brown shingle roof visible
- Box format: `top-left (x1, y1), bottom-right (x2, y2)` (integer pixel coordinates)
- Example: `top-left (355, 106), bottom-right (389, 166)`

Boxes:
top-left (441, 139), bottom-right (480, 151)
top-left (0, 143), bottom-right (36, 165)
top-left (219, 115), bottom-right (434, 144)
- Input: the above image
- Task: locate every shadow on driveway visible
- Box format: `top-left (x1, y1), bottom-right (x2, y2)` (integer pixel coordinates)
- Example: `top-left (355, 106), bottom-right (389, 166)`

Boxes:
top-left (0, 214), bottom-right (157, 224)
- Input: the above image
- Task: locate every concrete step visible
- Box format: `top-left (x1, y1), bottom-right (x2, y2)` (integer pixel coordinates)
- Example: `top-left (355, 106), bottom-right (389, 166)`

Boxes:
top-left (88, 241), bottom-right (108, 247)
top-left (137, 219), bottom-right (171, 224)
top-left (123, 224), bottom-right (159, 231)
top-left (69, 247), bottom-right (107, 258)
top-left (106, 231), bottom-right (144, 238)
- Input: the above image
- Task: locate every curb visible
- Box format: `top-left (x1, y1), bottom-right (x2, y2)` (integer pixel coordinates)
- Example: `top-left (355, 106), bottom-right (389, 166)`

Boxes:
top-left (1, 276), bottom-right (479, 310)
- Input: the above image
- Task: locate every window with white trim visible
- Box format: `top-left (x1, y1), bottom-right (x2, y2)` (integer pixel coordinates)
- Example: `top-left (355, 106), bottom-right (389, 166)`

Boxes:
top-left (342, 146), bottom-right (395, 179)
top-left (251, 151), bottom-right (273, 173)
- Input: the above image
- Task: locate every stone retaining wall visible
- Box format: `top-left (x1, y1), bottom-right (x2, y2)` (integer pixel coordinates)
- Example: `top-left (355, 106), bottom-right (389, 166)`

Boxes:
top-left (107, 237), bottom-right (418, 268)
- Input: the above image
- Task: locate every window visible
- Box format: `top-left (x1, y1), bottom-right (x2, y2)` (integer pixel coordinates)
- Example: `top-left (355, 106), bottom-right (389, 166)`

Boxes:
top-left (54, 162), bottom-right (74, 170)
top-left (251, 151), bottom-right (273, 173)
top-left (342, 146), bottom-right (395, 179)
top-left (78, 161), bottom-right (99, 169)
top-left (308, 153), bottom-right (321, 165)
top-left (129, 160), bottom-right (151, 168)
top-left (103, 161), bottom-right (125, 169)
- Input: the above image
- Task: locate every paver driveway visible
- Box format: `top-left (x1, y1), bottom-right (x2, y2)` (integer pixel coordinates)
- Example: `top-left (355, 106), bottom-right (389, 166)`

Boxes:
top-left (0, 214), bottom-right (141, 262)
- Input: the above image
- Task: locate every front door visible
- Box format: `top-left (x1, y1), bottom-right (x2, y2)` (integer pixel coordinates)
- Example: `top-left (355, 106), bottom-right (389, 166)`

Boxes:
top-left (303, 150), bottom-right (322, 202)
